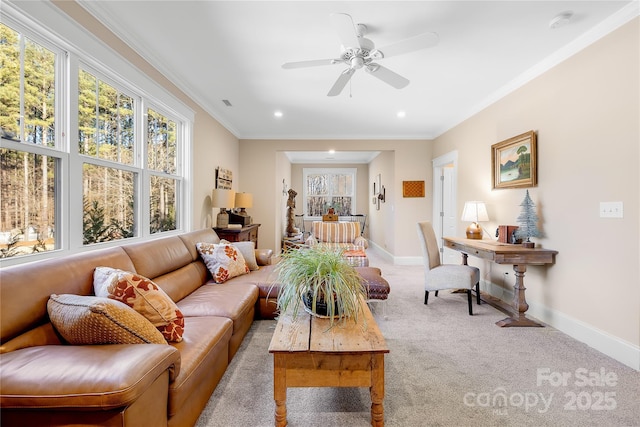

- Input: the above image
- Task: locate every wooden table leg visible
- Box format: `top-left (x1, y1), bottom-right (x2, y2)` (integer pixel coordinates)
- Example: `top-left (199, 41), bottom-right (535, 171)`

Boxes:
top-left (496, 264), bottom-right (544, 327)
top-left (273, 354), bottom-right (287, 426)
top-left (370, 354), bottom-right (385, 426)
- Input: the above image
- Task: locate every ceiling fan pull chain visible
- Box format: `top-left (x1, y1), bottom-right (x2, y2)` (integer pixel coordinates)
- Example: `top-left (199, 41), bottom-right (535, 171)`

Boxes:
top-left (349, 79), bottom-right (352, 98)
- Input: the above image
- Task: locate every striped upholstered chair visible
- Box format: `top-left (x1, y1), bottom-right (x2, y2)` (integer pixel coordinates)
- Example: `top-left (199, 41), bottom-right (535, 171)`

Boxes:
top-left (305, 221), bottom-right (368, 250)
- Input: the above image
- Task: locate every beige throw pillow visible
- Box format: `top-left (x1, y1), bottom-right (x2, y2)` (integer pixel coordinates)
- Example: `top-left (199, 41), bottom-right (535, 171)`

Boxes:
top-left (93, 267), bottom-right (185, 342)
top-left (220, 239), bottom-right (259, 271)
top-left (47, 294), bottom-right (167, 345)
top-left (196, 242), bottom-right (250, 283)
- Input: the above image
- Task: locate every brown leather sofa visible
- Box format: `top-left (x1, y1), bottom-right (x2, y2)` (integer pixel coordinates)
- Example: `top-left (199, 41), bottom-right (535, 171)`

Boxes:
top-left (0, 228), bottom-right (278, 427)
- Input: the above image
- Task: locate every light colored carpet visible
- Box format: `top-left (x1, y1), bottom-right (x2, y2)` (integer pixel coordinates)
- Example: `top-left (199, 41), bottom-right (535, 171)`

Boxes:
top-left (196, 249), bottom-right (640, 427)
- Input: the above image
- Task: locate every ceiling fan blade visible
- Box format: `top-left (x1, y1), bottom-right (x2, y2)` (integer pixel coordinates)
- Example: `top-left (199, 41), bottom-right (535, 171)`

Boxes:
top-left (365, 64), bottom-right (409, 89)
top-left (327, 68), bottom-right (355, 97)
top-left (375, 32), bottom-right (439, 59)
top-left (330, 13), bottom-right (361, 50)
top-left (282, 59), bottom-right (336, 69)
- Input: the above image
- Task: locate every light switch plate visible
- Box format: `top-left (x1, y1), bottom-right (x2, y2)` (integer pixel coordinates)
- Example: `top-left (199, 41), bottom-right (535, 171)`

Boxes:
top-left (600, 201), bottom-right (623, 218)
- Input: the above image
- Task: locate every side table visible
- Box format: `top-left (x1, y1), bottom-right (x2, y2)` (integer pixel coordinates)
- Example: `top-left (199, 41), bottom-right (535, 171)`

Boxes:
top-left (214, 224), bottom-right (260, 247)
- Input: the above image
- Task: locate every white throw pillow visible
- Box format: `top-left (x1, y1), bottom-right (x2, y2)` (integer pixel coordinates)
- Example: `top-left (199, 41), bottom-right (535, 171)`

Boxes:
top-left (196, 242), bottom-right (250, 283)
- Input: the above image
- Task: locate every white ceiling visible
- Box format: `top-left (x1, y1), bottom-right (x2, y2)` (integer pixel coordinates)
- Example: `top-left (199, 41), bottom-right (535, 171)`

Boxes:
top-left (79, 1), bottom-right (634, 147)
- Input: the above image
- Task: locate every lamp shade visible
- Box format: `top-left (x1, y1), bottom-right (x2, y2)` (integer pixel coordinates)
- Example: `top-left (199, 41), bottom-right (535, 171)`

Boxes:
top-left (461, 201), bottom-right (489, 222)
top-left (211, 189), bottom-right (235, 209)
top-left (234, 192), bottom-right (253, 209)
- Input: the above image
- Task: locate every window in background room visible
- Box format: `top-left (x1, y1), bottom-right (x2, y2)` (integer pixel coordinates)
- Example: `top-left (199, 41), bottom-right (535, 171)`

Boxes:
top-left (0, 22), bottom-right (61, 258)
top-left (303, 168), bottom-right (356, 218)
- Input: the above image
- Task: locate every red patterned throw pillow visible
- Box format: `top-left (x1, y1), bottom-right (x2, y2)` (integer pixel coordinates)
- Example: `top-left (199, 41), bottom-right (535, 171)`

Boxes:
top-left (196, 242), bottom-right (250, 283)
top-left (93, 267), bottom-right (185, 342)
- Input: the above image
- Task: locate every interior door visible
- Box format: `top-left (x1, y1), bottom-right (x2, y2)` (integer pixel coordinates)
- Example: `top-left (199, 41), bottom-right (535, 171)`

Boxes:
top-left (432, 152), bottom-right (458, 264)
top-left (441, 165), bottom-right (459, 264)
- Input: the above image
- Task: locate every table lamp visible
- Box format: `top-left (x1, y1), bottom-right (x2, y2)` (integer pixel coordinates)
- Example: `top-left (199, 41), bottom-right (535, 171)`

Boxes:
top-left (211, 189), bottom-right (235, 228)
top-left (461, 201), bottom-right (489, 240)
top-left (234, 192), bottom-right (253, 216)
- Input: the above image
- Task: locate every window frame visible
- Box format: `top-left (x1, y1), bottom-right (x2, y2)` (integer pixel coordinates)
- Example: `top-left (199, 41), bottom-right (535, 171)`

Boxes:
top-left (0, 3), bottom-right (194, 267)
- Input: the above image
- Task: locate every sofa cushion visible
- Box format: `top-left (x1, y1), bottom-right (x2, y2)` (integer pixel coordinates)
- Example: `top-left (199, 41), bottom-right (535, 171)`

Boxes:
top-left (47, 294), bottom-right (167, 345)
top-left (221, 240), bottom-right (259, 271)
top-left (196, 242), bottom-right (249, 283)
top-left (177, 282), bottom-right (258, 334)
top-left (93, 267), bottom-right (185, 342)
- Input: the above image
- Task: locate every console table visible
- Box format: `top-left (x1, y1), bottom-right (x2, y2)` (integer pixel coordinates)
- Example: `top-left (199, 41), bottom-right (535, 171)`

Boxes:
top-left (214, 224), bottom-right (259, 247)
top-left (443, 237), bottom-right (558, 327)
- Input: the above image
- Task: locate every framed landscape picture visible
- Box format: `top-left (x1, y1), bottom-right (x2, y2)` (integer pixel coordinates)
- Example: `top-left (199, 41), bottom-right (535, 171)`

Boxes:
top-left (491, 131), bottom-right (537, 189)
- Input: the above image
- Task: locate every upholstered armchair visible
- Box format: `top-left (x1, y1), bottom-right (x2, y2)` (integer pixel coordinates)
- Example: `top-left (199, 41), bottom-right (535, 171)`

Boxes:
top-left (305, 221), bottom-right (368, 249)
top-left (417, 221), bottom-right (480, 315)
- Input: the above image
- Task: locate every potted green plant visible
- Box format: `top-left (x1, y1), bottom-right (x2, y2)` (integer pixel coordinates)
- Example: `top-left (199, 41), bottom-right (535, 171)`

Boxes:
top-left (271, 246), bottom-right (367, 327)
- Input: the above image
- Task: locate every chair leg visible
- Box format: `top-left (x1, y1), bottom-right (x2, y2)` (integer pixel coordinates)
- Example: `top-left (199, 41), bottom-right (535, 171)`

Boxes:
top-left (467, 289), bottom-right (473, 315)
top-left (476, 282), bottom-right (481, 305)
top-left (435, 290), bottom-right (439, 297)
top-left (424, 291), bottom-right (429, 305)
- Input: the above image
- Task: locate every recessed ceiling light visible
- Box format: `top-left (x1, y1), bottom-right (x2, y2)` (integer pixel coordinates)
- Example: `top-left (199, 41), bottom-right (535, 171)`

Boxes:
top-left (397, 111), bottom-right (406, 118)
top-left (274, 111), bottom-right (283, 118)
top-left (549, 11), bottom-right (573, 29)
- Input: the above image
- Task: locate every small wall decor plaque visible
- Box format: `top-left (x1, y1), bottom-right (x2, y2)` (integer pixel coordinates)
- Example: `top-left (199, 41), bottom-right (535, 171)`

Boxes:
top-left (216, 167), bottom-right (232, 189)
top-left (402, 181), bottom-right (425, 197)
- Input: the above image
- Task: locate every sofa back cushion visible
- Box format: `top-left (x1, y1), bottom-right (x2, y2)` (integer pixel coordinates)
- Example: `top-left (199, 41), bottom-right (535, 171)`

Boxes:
top-left (0, 247), bottom-right (135, 352)
top-left (312, 221), bottom-right (361, 243)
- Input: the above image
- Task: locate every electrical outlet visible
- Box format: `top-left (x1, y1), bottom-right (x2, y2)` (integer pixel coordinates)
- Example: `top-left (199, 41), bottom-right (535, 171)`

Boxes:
top-left (600, 201), bottom-right (623, 218)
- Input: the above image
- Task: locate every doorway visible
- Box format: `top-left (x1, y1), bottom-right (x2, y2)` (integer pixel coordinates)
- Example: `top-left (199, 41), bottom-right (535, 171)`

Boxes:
top-left (432, 151), bottom-right (458, 264)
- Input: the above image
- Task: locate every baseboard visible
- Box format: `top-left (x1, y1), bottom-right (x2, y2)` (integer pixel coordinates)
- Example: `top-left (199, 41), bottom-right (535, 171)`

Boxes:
top-left (482, 280), bottom-right (640, 371)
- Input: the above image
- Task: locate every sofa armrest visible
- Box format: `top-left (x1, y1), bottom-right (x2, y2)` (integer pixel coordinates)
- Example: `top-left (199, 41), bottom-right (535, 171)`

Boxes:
top-left (354, 236), bottom-right (369, 249)
top-left (255, 249), bottom-right (273, 266)
top-left (0, 344), bottom-right (180, 410)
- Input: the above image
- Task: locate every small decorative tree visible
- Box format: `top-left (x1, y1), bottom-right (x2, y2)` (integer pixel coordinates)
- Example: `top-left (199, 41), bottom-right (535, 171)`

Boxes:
top-left (515, 190), bottom-right (541, 248)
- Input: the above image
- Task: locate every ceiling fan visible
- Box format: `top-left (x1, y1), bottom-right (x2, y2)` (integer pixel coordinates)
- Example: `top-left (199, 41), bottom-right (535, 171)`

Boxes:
top-left (282, 13), bottom-right (439, 97)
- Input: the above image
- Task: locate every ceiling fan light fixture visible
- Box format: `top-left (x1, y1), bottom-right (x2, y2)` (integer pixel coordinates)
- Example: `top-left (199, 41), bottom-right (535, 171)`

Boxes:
top-left (351, 56), bottom-right (365, 69)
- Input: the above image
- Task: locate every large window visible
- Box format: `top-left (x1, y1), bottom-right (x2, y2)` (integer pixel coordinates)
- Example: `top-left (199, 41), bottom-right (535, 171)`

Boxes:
top-left (303, 168), bottom-right (356, 218)
top-left (0, 9), bottom-right (192, 264)
top-left (147, 108), bottom-right (179, 234)
top-left (79, 69), bottom-right (137, 244)
top-left (1, 22), bottom-right (60, 258)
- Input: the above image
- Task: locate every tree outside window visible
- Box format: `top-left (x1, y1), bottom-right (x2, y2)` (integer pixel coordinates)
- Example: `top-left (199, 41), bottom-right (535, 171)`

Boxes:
top-left (1, 23), bottom-right (58, 257)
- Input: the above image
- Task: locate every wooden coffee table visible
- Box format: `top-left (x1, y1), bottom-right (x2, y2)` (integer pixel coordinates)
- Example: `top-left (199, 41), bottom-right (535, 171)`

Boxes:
top-left (268, 298), bottom-right (389, 426)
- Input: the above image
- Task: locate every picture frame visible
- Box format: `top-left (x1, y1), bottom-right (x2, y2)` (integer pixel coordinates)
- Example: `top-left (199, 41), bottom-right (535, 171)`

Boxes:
top-left (402, 180), bottom-right (425, 197)
top-left (491, 131), bottom-right (537, 189)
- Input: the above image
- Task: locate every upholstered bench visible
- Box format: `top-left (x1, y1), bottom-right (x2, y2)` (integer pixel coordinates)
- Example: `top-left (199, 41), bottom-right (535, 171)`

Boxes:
top-left (355, 266), bottom-right (391, 319)
top-left (343, 247), bottom-right (369, 267)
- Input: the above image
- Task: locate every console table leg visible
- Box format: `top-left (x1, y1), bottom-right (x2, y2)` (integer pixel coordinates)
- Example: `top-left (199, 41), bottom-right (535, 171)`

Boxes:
top-left (496, 264), bottom-right (543, 327)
